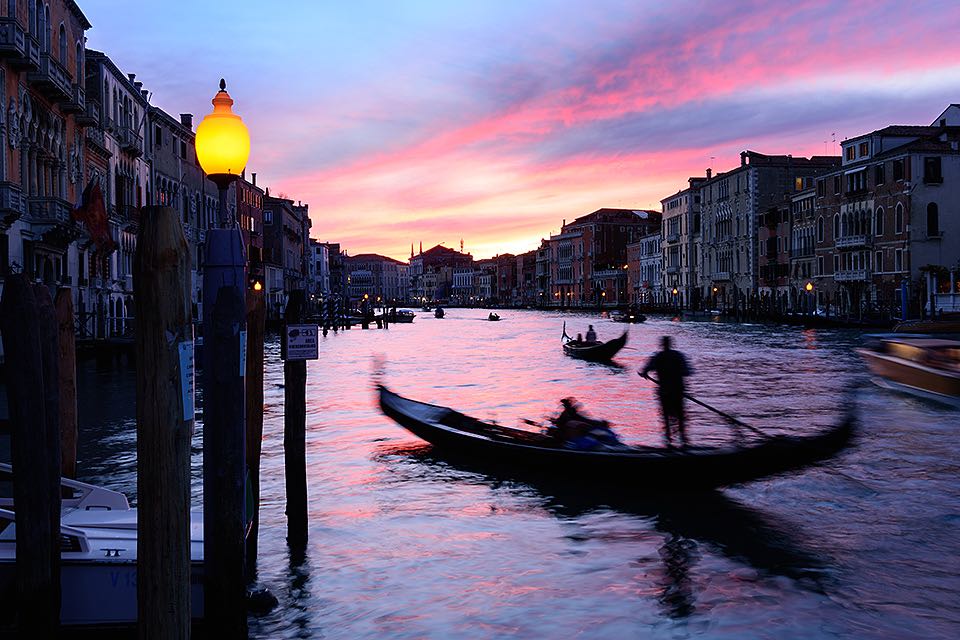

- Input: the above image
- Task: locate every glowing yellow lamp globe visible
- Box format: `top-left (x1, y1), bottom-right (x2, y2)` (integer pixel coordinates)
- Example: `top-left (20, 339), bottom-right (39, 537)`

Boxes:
top-left (196, 79), bottom-right (250, 177)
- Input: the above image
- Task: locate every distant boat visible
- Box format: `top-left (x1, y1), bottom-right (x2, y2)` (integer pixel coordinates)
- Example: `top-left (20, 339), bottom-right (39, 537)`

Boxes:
top-left (857, 336), bottom-right (960, 406)
top-left (562, 322), bottom-right (627, 362)
top-left (377, 385), bottom-right (857, 489)
top-left (488, 312), bottom-right (500, 321)
top-left (611, 310), bottom-right (646, 323)
top-left (435, 307), bottom-right (445, 319)
top-left (391, 310), bottom-right (415, 323)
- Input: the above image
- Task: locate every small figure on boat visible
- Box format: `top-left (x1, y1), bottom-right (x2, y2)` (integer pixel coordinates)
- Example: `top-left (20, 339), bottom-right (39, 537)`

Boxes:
top-left (640, 336), bottom-right (693, 448)
top-left (550, 397), bottom-right (626, 451)
top-left (575, 332), bottom-right (584, 343)
top-left (585, 324), bottom-right (597, 343)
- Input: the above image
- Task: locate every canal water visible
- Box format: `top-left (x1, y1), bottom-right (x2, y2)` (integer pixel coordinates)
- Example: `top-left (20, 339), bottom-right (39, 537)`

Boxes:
top-left (74, 308), bottom-right (958, 639)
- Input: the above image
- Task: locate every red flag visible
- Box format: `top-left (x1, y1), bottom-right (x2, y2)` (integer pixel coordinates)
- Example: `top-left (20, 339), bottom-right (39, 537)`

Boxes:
top-left (71, 179), bottom-right (116, 254)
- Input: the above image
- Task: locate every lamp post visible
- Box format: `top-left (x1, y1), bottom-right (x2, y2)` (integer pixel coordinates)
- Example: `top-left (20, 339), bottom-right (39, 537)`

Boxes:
top-left (672, 287), bottom-right (680, 314)
top-left (805, 281), bottom-right (814, 315)
top-left (195, 78), bottom-right (250, 637)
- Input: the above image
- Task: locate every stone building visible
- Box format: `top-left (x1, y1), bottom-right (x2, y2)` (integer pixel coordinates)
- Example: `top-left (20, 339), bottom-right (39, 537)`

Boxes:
top-left (76, 49), bottom-right (151, 337)
top-left (548, 208), bottom-right (660, 307)
top-left (659, 177), bottom-right (706, 309)
top-left (698, 151), bottom-right (839, 312)
top-left (812, 105), bottom-right (960, 317)
top-left (262, 194), bottom-right (310, 318)
top-left (0, 0), bottom-right (91, 328)
top-left (345, 253), bottom-right (408, 303)
top-left (408, 243), bottom-right (472, 302)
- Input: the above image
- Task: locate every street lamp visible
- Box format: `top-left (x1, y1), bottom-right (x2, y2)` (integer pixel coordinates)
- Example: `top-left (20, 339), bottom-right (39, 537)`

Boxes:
top-left (196, 80), bottom-right (251, 226)
top-left (672, 287), bottom-right (680, 313)
top-left (195, 79), bottom-right (251, 634)
top-left (805, 281), bottom-right (814, 315)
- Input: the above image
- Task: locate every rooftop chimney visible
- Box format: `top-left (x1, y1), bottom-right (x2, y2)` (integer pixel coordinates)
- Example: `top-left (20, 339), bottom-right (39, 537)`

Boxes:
top-left (140, 89), bottom-right (148, 100)
top-left (179, 113), bottom-right (193, 129)
top-left (134, 81), bottom-right (142, 90)
top-left (251, 172), bottom-right (256, 186)
top-left (706, 168), bottom-right (712, 179)
top-left (740, 151), bottom-right (748, 166)
top-left (127, 73), bottom-right (136, 83)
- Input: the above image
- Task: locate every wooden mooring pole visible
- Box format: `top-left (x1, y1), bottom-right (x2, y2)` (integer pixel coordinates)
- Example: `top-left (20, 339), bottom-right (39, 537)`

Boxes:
top-left (0, 275), bottom-right (60, 634)
top-left (134, 206), bottom-right (193, 638)
top-left (34, 284), bottom-right (63, 620)
top-left (283, 289), bottom-right (308, 548)
top-left (55, 287), bottom-right (78, 479)
top-left (245, 287), bottom-right (266, 572)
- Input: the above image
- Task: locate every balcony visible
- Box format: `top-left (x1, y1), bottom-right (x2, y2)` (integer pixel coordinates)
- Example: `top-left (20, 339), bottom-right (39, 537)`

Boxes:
top-left (62, 83), bottom-right (85, 115)
top-left (835, 234), bottom-right (871, 249)
top-left (28, 196), bottom-right (80, 247)
top-left (834, 269), bottom-right (869, 282)
top-left (712, 271), bottom-right (731, 281)
top-left (0, 181), bottom-right (24, 227)
top-left (0, 16), bottom-right (26, 60)
top-left (28, 53), bottom-right (72, 102)
top-left (76, 100), bottom-right (99, 127)
top-left (666, 232), bottom-right (680, 243)
top-left (118, 125), bottom-right (143, 157)
top-left (85, 126), bottom-right (110, 156)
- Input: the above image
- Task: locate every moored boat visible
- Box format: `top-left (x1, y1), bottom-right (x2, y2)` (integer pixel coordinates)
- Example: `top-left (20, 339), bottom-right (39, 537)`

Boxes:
top-left (856, 336), bottom-right (960, 406)
top-left (377, 385), bottom-right (856, 489)
top-left (488, 312), bottom-right (500, 321)
top-left (0, 463), bottom-right (204, 626)
top-left (435, 307), bottom-right (445, 318)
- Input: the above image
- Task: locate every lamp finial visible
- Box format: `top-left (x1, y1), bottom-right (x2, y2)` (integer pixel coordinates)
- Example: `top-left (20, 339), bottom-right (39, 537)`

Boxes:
top-left (219, 78), bottom-right (226, 92)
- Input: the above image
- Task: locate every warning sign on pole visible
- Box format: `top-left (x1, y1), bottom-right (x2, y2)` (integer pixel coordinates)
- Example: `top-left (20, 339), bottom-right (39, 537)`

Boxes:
top-left (282, 324), bottom-right (319, 361)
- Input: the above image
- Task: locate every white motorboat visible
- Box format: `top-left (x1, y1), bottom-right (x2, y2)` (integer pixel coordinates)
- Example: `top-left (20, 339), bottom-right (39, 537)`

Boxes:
top-left (0, 463), bottom-right (204, 626)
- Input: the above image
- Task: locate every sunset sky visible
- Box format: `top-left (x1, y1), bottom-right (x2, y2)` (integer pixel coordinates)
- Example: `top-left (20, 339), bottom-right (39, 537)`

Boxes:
top-left (83, 0), bottom-right (960, 260)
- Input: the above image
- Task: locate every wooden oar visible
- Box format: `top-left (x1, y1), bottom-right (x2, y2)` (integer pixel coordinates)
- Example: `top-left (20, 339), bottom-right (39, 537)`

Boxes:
top-left (640, 373), bottom-right (771, 439)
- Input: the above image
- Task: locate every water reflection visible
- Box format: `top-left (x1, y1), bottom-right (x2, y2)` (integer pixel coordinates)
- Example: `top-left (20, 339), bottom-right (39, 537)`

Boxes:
top-left (374, 441), bottom-right (832, 619)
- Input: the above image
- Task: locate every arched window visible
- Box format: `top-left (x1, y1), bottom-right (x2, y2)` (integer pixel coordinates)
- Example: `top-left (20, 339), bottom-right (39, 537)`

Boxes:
top-left (895, 203), bottom-right (904, 234)
top-left (75, 41), bottom-right (82, 81)
top-left (817, 216), bottom-right (824, 243)
top-left (58, 23), bottom-right (65, 65)
top-left (927, 203), bottom-right (939, 237)
top-left (875, 207), bottom-right (884, 236)
top-left (833, 213), bottom-right (840, 240)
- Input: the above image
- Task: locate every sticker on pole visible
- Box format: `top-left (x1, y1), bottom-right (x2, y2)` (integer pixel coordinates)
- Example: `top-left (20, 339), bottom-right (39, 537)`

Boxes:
top-left (178, 340), bottom-right (195, 422)
top-left (283, 324), bottom-right (318, 361)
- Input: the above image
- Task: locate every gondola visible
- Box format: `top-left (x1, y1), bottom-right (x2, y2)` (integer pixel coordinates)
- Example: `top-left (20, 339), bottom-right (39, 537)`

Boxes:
top-left (378, 385), bottom-right (856, 489)
top-left (488, 312), bottom-right (500, 321)
top-left (561, 322), bottom-right (627, 362)
top-left (435, 307), bottom-right (445, 318)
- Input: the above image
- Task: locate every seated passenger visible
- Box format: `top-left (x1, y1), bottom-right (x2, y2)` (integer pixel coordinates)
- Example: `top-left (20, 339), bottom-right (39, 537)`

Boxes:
top-left (585, 325), bottom-right (597, 343)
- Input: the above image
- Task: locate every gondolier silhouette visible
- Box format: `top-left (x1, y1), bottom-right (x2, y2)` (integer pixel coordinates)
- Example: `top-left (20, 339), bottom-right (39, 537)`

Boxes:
top-left (640, 336), bottom-right (693, 447)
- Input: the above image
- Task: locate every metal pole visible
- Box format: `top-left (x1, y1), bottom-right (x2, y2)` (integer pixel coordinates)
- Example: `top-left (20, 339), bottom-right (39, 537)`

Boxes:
top-left (202, 179), bottom-right (248, 636)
